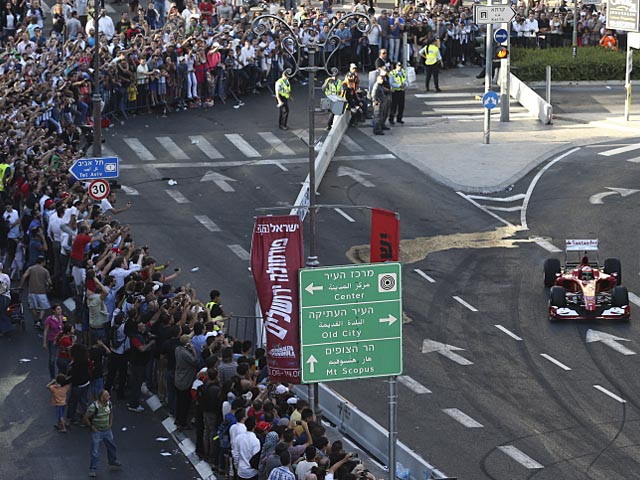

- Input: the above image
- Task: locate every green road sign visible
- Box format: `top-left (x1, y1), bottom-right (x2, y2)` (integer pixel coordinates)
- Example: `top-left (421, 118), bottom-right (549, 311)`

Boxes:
top-left (299, 262), bottom-right (403, 383)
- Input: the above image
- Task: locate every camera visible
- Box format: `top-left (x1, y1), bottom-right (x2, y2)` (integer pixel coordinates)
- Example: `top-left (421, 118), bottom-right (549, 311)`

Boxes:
top-left (349, 453), bottom-right (358, 458)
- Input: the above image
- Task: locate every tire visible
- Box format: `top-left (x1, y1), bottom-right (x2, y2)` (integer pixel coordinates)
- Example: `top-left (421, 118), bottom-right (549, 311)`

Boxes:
top-left (604, 258), bottom-right (622, 285)
top-left (612, 286), bottom-right (629, 308)
top-left (544, 258), bottom-right (561, 288)
top-left (549, 286), bottom-right (566, 307)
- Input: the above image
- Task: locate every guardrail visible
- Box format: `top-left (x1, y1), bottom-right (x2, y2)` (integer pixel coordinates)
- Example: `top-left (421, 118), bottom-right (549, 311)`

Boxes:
top-left (293, 383), bottom-right (450, 480)
top-left (502, 73), bottom-right (553, 124)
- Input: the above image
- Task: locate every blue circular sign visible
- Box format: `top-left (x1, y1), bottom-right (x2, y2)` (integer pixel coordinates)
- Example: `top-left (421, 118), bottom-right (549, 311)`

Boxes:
top-left (482, 91), bottom-right (500, 110)
top-left (494, 28), bottom-right (509, 44)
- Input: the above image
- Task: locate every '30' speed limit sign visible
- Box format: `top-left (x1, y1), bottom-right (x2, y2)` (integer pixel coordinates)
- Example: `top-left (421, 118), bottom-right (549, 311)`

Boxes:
top-left (88, 179), bottom-right (111, 201)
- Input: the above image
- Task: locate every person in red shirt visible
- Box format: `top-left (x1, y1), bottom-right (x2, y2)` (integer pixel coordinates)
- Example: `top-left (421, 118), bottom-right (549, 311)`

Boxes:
top-left (55, 323), bottom-right (75, 374)
top-left (70, 224), bottom-right (107, 267)
top-left (198, 0), bottom-right (214, 26)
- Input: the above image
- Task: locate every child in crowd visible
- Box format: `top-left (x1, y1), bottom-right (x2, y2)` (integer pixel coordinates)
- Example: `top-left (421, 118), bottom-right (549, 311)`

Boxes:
top-left (47, 374), bottom-right (71, 433)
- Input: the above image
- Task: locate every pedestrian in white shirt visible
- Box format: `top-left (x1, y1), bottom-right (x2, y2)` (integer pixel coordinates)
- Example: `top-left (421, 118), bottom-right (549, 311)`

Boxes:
top-left (109, 255), bottom-right (143, 292)
top-left (523, 11), bottom-right (539, 48)
top-left (98, 9), bottom-right (115, 40)
top-left (234, 416), bottom-right (260, 480)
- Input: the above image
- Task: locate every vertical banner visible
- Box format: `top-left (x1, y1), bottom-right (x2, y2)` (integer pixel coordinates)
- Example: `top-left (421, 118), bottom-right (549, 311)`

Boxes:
top-left (251, 215), bottom-right (304, 384)
top-left (370, 208), bottom-right (400, 263)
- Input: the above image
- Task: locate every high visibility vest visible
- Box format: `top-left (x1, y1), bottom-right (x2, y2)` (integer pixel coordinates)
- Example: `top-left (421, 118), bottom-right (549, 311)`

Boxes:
top-left (423, 44), bottom-right (439, 65)
top-left (275, 78), bottom-right (290, 99)
top-left (324, 79), bottom-right (344, 97)
top-left (206, 301), bottom-right (224, 323)
top-left (0, 163), bottom-right (9, 192)
top-left (389, 70), bottom-right (406, 91)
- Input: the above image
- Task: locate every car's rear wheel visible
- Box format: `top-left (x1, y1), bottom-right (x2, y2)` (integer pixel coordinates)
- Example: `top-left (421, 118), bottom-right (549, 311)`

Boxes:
top-left (544, 258), bottom-right (561, 288)
top-left (604, 258), bottom-right (622, 285)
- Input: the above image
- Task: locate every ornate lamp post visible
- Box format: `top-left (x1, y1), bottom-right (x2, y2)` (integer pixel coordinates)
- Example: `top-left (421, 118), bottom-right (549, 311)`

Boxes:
top-left (251, 10), bottom-right (372, 421)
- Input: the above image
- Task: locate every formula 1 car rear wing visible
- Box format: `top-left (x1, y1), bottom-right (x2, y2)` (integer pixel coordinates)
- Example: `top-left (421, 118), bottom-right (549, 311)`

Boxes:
top-left (565, 239), bottom-right (599, 267)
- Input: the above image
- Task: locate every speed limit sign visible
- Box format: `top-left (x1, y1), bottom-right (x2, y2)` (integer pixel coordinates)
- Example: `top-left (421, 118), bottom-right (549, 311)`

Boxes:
top-left (88, 179), bottom-right (111, 201)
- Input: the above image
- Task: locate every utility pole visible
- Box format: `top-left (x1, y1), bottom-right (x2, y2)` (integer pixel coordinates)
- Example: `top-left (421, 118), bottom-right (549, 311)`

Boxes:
top-left (92, 0), bottom-right (102, 156)
top-left (483, 0), bottom-right (494, 145)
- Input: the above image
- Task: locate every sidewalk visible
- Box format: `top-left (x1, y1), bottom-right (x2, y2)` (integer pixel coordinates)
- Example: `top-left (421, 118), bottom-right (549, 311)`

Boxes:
top-left (366, 65), bottom-right (640, 193)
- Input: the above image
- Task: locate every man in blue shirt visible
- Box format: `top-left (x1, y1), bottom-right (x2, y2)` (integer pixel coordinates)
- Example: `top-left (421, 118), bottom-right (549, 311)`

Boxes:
top-left (388, 10), bottom-right (405, 63)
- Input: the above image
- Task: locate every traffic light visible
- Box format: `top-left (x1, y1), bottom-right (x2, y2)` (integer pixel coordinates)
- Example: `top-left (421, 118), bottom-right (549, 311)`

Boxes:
top-left (494, 46), bottom-right (509, 60)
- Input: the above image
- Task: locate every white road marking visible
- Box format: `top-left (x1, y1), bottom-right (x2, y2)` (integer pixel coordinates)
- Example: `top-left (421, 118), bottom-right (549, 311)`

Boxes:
top-left (119, 154), bottom-right (397, 170)
top-left (398, 375), bottom-right (431, 394)
top-left (589, 187), bottom-right (640, 205)
top-left (442, 408), bottom-right (483, 428)
top-left (414, 268), bottom-right (436, 283)
top-left (585, 329), bottom-right (636, 356)
top-left (597, 143), bottom-right (640, 157)
top-left (466, 193), bottom-right (526, 202)
top-left (156, 136), bottom-right (189, 160)
top-left (424, 99), bottom-right (522, 106)
top-left (189, 135), bottom-right (223, 159)
top-left (540, 353), bottom-right (572, 371)
top-left (336, 166), bottom-right (375, 187)
top-left (627, 156), bottom-right (640, 163)
top-left (225, 133), bottom-right (261, 158)
top-left (484, 205), bottom-right (522, 212)
top-left (334, 208), bottom-right (356, 222)
top-left (102, 144), bottom-right (118, 157)
top-left (273, 162), bottom-right (289, 171)
top-left (194, 215), bottom-right (221, 232)
top-left (258, 132), bottom-right (295, 155)
top-left (422, 112), bottom-right (534, 119)
top-left (498, 446), bottom-right (544, 469)
top-left (431, 107), bottom-right (527, 114)
top-left (593, 385), bottom-right (627, 404)
top-left (453, 296), bottom-right (478, 312)
top-left (533, 237), bottom-right (562, 253)
top-left (124, 137), bottom-right (156, 161)
top-left (341, 134), bottom-right (365, 152)
top-left (521, 147), bottom-right (581, 229)
top-left (121, 186), bottom-right (139, 195)
top-left (494, 324), bottom-right (522, 341)
top-left (415, 92), bottom-right (480, 98)
top-left (456, 192), bottom-right (516, 229)
top-left (200, 171), bottom-right (237, 192)
top-left (629, 292), bottom-right (640, 307)
top-left (165, 189), bottom-right (190, 204)
top-left (422, 339), bottom-right (474, 366)
top-left (143, 165), bottom-right (162, 180)
top-left (228, 244), bottom-right (251, 260)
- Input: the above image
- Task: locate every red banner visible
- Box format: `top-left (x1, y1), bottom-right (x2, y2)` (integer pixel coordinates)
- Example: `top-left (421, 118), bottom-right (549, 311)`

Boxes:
top-left (251, 215), bottom-right (304, 384)
top-left (370, 208), bottom-right (400, 262)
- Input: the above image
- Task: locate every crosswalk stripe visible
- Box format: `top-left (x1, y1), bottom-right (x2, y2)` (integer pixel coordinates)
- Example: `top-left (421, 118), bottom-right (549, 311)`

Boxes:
top-left (258, 132), bottom-right (295, 155)
top-left (424, 99), bottom-right (522, 106)
top-left (102, 144), bottom-right (118, 157)
top-left (189, 135), bottom-right (224, 159)
top-left (442, 408), bottom-right (484, 428)
top-left (194, 215), bottom-right (221, 232)
top-left (597, 143), bottom-right (640, 157)
top-left (421, 112), bottom-right (534, 119)
top-left (165, 190), bottom-right (190, 204)
top-left (228, 244), bottom-right (251, 260)
top-left (398, 375), bottom-right (431, 394)
top-left (431, 106), bottom-right (527, 114)
top-left (498, 446), bottom-right (544, 469)
top-left (415, 92), bottom-right (479, 98)
top-left (156, 136), bottom-right (189, 160)
top-left (341, 134), bottom-right (365, 153)
top-left (124, 138), bottom-right (156, 161)
top-left (225, 134), bottom-right (261, 158)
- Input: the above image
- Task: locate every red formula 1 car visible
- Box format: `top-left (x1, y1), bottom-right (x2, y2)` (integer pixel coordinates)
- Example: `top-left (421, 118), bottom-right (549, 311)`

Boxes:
top-left (543, 239), bottom-right (630, 322)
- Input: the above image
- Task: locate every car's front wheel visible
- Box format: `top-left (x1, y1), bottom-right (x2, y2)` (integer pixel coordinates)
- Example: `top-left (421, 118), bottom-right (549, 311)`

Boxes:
top-left (604, 258), bottom-right (622, 285)
top-left (549, 286), bottom-right (566, 322)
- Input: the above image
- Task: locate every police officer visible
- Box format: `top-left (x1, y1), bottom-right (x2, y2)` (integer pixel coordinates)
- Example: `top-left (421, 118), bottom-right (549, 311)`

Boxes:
top-left (275, 71), bottom-right (291, 130)
top-left (322, 72), bottom-right (345, 130)
top-left (377, 66), bottom-right (392, 131)
top-left (420, 37), bottom-right (443, 92)
top-left (371, 73), bottom-right (386, 135)
top-left (388, 62), bottom-right (406, 125)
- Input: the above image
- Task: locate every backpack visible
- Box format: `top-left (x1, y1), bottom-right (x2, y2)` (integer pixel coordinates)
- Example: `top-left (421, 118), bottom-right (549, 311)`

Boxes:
top-left (216, 415), bottom-right (235, 449)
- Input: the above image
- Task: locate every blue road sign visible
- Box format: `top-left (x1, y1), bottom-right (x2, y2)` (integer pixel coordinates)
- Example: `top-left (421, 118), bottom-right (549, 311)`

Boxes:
top-left (70, 157), bottom-right (119, 181)
top-left (494, 28), bottom-right (509, 44)
top-left (482, 91), bottom-right (499, 110)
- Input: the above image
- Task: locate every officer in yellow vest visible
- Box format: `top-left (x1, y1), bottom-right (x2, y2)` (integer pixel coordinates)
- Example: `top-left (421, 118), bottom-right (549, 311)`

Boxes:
top-left (0, 160), bottom-right (12, 204)
top-left (388, 62), bottom-right (406, 125)
top-left (322, 72), bottom-right (345, 130)
top-left (419, 37), bottom-right (443, 92)
top-left (275, 71), bottom-right (291, 130)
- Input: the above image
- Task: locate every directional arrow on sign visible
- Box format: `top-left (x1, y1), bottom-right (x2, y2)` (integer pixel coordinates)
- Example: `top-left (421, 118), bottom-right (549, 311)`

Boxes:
top-left (306, 355), bottom-right (318, 373)
top-left (337, 166), bottom-right (375, 188)
top-left (421, 339), bottom-right (474, 366)
top-left (586, 329), bottom-right (636, 355)
top-left (589, 187), bottom-right (640, 205)
top-left (379, 314), bottom-right (398, 326)
top-left (200, 171), bottom-right (237, 192)
top-left (305, 283), bottom-right (324, 295)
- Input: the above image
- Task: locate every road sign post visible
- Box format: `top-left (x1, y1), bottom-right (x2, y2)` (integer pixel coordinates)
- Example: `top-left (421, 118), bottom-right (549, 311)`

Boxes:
top-left (70, 157), bottom-right (119, 181)
top-left (299, 262), bottom-right (403, 383)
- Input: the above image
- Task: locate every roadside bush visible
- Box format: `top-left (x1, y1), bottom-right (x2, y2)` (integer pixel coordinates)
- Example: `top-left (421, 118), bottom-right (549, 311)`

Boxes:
top-left (511, 47), bottom-right (640, 82)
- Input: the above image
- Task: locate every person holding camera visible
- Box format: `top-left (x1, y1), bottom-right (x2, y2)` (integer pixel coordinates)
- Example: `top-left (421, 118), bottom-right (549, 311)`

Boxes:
top-left (174, 334), bottom-right (199, 429)
top-left (127, 320), bottom-right (155, 413)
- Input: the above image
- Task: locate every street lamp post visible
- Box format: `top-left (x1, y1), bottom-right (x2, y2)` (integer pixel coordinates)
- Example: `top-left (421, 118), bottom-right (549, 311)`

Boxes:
top-left (251, 9), bottom-right (372, 421)
top-left (92, 0), bottom-right (102, 156)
